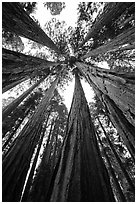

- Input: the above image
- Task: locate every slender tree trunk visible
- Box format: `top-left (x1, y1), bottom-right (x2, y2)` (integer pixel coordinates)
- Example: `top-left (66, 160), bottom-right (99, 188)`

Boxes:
top-left (2, 111), bottom-right (29, 150)
top-left (3, 76), bottom-right (46, 121)
top-left (3, 88), bottom-right (43, 138)
top-left (52, 129), bottom-right (59, 168)
top-left (76, 61), bottom-right (135, 126)
top-left (2, 48), bottom-right (60, 88)
top-left (102, 94), bottom-right (135, 159)
top-left (2, 73), bottom-right (61, 202)
top-left (21, 111), bottom-right (50, 201)
top-left (3, 48), bottom-right (59, 73)
top-left (2, 105), bottom-right (29, 138)
top-left (97, 116), bottom-right (135, 191)
top-left (49, 70), bottom-right (115, 202)
top-left (96, 131), bottom-right (127, 202)
top-left (82, 27), bottom-right (134, 59)
top-left (3, 73), bottom-right (30, 91)
top-left (79, 2), bottom-right (134, 47)
top-left (2, 3), bottom-right (60, 53)
top-left (29, 118), bottom-right (55, 202)
top-left (76, 62), bottom-right (134, 158)
top-left (2, 76), bottom-right (29, 93)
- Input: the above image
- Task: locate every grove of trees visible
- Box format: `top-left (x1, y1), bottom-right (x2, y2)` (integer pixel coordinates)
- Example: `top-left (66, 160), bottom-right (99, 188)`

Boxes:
top-left (2, 2), bottom-right (135, 202)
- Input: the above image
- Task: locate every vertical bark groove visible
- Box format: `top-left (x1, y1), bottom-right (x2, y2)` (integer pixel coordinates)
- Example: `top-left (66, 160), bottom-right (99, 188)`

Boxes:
top-left (49, 70), bottom-right (115, 202)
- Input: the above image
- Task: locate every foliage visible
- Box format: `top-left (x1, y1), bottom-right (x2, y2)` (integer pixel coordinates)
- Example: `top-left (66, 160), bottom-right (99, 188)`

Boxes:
top-left (20, 2), bottom-right (37, 14)
top-left (97, 50), bottom-right (135, 72)
top-left (2, 2), bottom-right (37, 52)
top-left (2, 29), bottom-right (24, 52)
top-left (69, 2), bottom-right (104, 58)
top-left (2, 2), bottom-right (135, 202)
top-left (2, 88), bottom-right (44, 154)
top-left (43, 2), bottom-right (66, 15)
top-left (89, 96), bottom-right (135, 201)
top-left (70, 2), bottom-right (135, 72)
top-left (43, 18), bottom-right (73, 56)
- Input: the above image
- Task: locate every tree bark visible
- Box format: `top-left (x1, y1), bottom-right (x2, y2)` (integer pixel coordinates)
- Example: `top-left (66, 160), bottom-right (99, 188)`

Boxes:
top-left (2, 73), bottom-right (61, 202)
top-left (79, 2), bottom-right (134, 47)
top-left (82, 27), bottom-right (135, 59)
top-left (2, 48), bottom-right (60, 88)
top-left (3, 88), bottom-right (43, 138)
top-left (2, 76), bottom-right (29, 93)
top-left (2, 3), bottom-right (60, 53)
top-left (2, 48), bottom-right (59, 73)
top-left (52, 128), bottom-right (59, 168)
top-left (2, 110), bottom-right (29, 150)
top-left (21, 111), bottom-right (50, 201)
top-left (50, 70), bottom-right (115, 202)
top-left (96, 131), bottom-right (127, 201)
top-left (102, 94), bottom-right (135, 159)
top-left (2, 76), bottom-right (46, 121)
top-left (76, 62), bottom-right (135, 126)
top-left (29, 118), bottom-right (55, 202)
top-left (76, 62), bottom-right (134, 158)
top-left (97, 116), bottom-right (135, 191)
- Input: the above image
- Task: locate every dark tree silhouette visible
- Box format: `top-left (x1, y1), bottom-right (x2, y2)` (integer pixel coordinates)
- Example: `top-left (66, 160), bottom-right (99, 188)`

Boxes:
top-left (2, 2), bottom-right (135, 202)
top-left (49, 70), bottom-right (115, 201)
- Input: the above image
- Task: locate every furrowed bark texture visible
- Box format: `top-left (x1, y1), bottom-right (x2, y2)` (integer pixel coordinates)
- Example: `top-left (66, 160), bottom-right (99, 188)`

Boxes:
top-left (2, 3), bottom-right (60, 53)
top-left (102, 95), bottom-right (135, 159)
top-left (76, 62), bottom-right (135, 126)
top-left (2, 75), bottom-right (60, 202)
top-left (97, 116), bottom-right (135, 191)
top-left (76, 62), bottom-right (134, 158)
top-left (29, 119), bottom-right (55, 202)
top-left (96, 132), bottom-right (127, 202)
top-left (2, 115), bottom-right (26, 150)
top-left (50, 71), bottom-right (115, 202)
top-left (21, 111), bottom-right (50, 201)
top-left (79, 2), bottom-right (134, 47)
top-left (2, 89), bottom-right (44, 138)
top-left (2, 76), bottom-right (29, 93)
top-left (2, 48), bottom-right (59, 88)
top-left (3, 77), bottom-right (46, 121)
top-left (82, 27), bottom-right (135, 59)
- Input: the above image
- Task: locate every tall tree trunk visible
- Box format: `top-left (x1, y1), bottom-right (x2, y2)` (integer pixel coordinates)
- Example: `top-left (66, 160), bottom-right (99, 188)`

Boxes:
top-left (2, 48), bottom-right (59, 88)
top-left (2, 3), bottom-right (60, 53)
top-left (97, 116), bottom-right (135, 191)
top-left (76, 62), bottom-right (135, 126)
top-left (2, 76), bottom-right (29, 93)
top-left (52, 129), bottom-right (59, 168)
top-left (3, 48), bottom-right (59, 73)
top-left (29, 118), bottom-right (55, 202)
top-left (2, 73), bottom-right (61, 202)
top-left (102, 94), bottom-right (135, 159)
top-left (3, 76), bottom-right (46, 121)
top-left (79, 2), bottom-right (134, 47)
top-left (21, 111), bottom-right (50, 201)
top-left (3, 88), bottom-right (43, 138)
top-left (76, 62), bottom-right (134, 158)
top-left (49, 70), bottom-right (115, 202)
top-left (82, 27), bottom-right (134, 59)
top-left (2, 110), bottom-right (30, 150)
top-left (96, 131), bottom-right (127, 202)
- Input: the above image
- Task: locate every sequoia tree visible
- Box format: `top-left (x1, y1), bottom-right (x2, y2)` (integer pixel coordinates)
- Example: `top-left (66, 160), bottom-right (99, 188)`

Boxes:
top-left (2, 72), bottom-right (62, 201)
top-left (2, 2), bottom-right (135, 202)
top-left (3, 76), bottom-right (46, 121)
top-left (49, 70), bottom-right (115, 202)
top-left (79, 2), bottom-right (134, 47)
top-left (2, 2), bottom-right (60, 53)
top-left (2, 48), bottom-right (60, 90)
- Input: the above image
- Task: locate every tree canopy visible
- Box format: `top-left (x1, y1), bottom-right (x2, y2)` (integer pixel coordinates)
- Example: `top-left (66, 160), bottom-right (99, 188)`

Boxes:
top-left (2, 2), bottom-right (135, 202)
